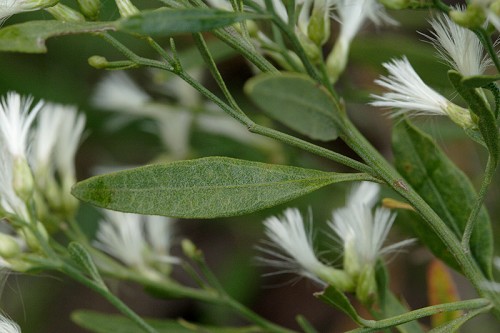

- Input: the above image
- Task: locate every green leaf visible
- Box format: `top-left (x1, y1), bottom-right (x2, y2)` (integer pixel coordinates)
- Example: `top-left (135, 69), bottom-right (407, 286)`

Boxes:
top-left (71, 310), bottom-right (261, 333)
top-left (427, 308), bottom-right (484, 333)
top-left (296, 315), bottom-right (319, 333)
top-left (68, 242), bottom-right (106, 288)
top-left (245, 72), bottom-right (341, 141)
top-left (72, 157), bottom-right (364, 218)
top-left (118, 8), bottom-right (265, 36)
top-left (315, 286), bottom-right (363, 324)
top-left (461, 74), bottom-right (500, 88)
top-left (0, 21), bottom-right (115, 53)
top-left (448, 70), bottom-right (499, 165)
top-left (374, 262), bottom-right (424, 333)
top-left (392, 120), bottom-right (493, 277)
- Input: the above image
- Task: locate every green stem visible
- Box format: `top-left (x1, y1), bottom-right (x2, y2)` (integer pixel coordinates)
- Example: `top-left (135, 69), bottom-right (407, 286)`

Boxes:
top-left (472, 27), bottom-right (500, 73)
top-left (462, 155), bottom-right (495, 250)
top-left (339, 117), bottom-right (494, 304)
top-left (61, 264), bottom-right (158, 333)
top-left (249, 123), bottom-right (375, 174)
top-left (351, 299), bottom-right (491, 332)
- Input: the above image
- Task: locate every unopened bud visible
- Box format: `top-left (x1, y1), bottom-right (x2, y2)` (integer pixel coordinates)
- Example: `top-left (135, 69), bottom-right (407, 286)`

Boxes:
top-left (0, 233), bottom-right (21, 259)
top-left (45, 3), bottom-right (86, 22)
top-left (181, 239), bottom-right (201, 260)
top-left (115, 0), bottom-right (139, 17)
top-left (307, 6), bottom-right (330, 46)
top-left (21, 222), bottom-right (49, 252)
top-left (356, 266), bottom-right (377, 306)
top-left (13, 156), bottom-right (34, 203)
top-left (76, 0), bottom-right (101, 20)
top-left (326, 39), bottom-right (349, 83)
top-left (450, 4), bottom-right (486, 29)
top-left (297, 30), bottom-right (322, 63)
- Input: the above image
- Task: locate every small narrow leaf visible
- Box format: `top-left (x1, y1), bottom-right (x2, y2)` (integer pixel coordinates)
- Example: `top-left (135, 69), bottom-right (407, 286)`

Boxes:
top-left (392, 120), bottom-right (493, 277)
top-left (315, 286), bottom-right (363, 324)
top-left (427, 260), bottom-right (462, 328)
top-left (448, 70), bottom-right (499, 165)
top-left (118, 8), bottom-right (265, 36)
top-left (296, 315), bottom-right (319, 333)
top-left (461, 74), bottom-right (500, 88)
top-left (0, 21), bottom-right (115, 53)
top-left (68, 242), bottom-right (106, 288)
top-left (72, 157), bottom-right (364, 218)
top-left (71, 310), bottom-right (260, 333)
top-left (245, 72), bottom-right (341, 141)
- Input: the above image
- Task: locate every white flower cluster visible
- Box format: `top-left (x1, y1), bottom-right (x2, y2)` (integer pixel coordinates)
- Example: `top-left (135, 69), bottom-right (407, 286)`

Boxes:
top-left (0, 91), bottom-right (85, 268)
top-left (259, 182), bottom-right (413, 304)
top-left (94, 210), bottom-right (179, 279)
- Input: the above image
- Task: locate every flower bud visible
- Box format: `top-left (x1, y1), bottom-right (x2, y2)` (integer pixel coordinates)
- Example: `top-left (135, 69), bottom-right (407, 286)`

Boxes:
top-left (21, 222), bottom-right (49, 252)
top-left (297, 30), bottom-right (322, 63)
top-left (181, 239), bottom-right (201, 260)
top-left (76, 0), bottom-right (101, 20)
top-left (450, 4), bottom-right (487, 29)
top-left (356, 266), bottom-right (377, 306)
top-left (45, 3), bottom-right (86, 22)
top-left (115, 0), bottom-right (139, 17)
top-left (307, 4), bottom-right (330, 46)
top-left (13, 156), bottom-right (34, 203)
top-left (444, 102), bottom-right (476, 130)
top-left (0, 233), bottom-right (21, 259)
top-left (326, 39), bottom-right (349, 83)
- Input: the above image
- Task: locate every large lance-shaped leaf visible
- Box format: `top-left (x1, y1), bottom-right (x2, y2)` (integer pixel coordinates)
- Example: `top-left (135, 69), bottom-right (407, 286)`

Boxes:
top-left (245, 72), bottom-right (341, 141)
top-left (392, 120), bottom-right (493, 277)
top-left (72, 310), bottom-right (260, 333)
top-left (0, 21), bottom-right (114, 53)
top-left (72, 157), bottom-right (363, 218)
top-left (118, 8), bottom-right (265, 36)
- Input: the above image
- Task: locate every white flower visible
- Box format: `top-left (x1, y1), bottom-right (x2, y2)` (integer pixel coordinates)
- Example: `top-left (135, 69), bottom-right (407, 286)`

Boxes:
top-left (0, 92), bottom-right (42, 160)
top-left (326, 0), bottom-right (396, 81)
top-left (329, 182), bottom-right (414, 278)
top-left (0, 314), bottom-right (20, 333)
top-left (94, 211), bottom-right (179, 278)
top-left (93, 72), bottom-right (150, 112)
top-left (370, 57), bottom-right (475, 128)
top-left (426, 13), bottom-right (490, 76)
top-left (0, 0), bottom-right (55, 24)
top-left (259, 208), bottom-right (353, 290)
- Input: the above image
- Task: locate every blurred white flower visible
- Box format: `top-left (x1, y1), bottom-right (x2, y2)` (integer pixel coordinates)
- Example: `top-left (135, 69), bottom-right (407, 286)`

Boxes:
top-left (0, 0), bottom-right (56, 24)
top-left (0, 313), bottom-right (20, 333)
top-left (426, 13), bottom-right (490, 76)
top-left (94, 211), bottom-right (179, 278)
top-left (259, 208), bottom-right (354, 290)
top-left (370, 57), bottom-right (475, 129)
top-left (326, 0), bottom-right (396, 82)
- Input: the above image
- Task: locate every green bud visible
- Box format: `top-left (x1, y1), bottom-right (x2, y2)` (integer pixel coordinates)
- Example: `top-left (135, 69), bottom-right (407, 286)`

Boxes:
top-left (307, 8), bottom-right (330, 46)
top-left (356, 266), bottom-right (377, 306)
top-left (444, 103), bottom-right (476, 130)
top-left (76, 0), bottom-right (101, 20)
top-left (88, 56), bottom-right (108, 69)
top-left (115, 0), bottom-right (140, 17)
top-left (326, 39), bottom-right (349, 83)
top-left (317, 266), bottom-right (355, 292)
top-left (181, 239), bottom-right (200, 260)
top-left (450, 4), bottom-right (487, 29)
top-left (13, 157), bottom-right (34, 203)
top-left (0, 233), bottom-right (21, 259)
top-left (45, 3), bottom-right (86, 22)
top-left (379, 0), bottom-right (410, 10)
top-left (21, 222), bottom-right (49, 252)
top-left (297, 30), bottom-right (322, 63)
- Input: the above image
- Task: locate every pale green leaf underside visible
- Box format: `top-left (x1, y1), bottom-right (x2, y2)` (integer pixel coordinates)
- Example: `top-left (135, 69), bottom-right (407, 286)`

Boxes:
top-left (0, 21), bottom-right (115, 53)
top-left (245, 72), bottom-right (341, 141)
top-left (118, 8), bottom-right (265, 36)
top-left (72, 157), bottom-right (360, 218)
top-left (72, 310), bottom-right (260, 333)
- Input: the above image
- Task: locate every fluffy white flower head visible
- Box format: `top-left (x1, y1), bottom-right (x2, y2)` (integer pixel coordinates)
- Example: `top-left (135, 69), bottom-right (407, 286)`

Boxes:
top-left (426, 13), bottom-right (490, 76)
top-left (260, 208), bottom-right (353, 290)
top-left (0, 314), bottom-right (20, 333)
top-left (371, 57), bottom-right (474, 128)
top-left (329, 182), bottom-right (413, 278)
